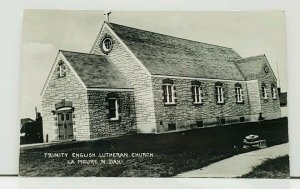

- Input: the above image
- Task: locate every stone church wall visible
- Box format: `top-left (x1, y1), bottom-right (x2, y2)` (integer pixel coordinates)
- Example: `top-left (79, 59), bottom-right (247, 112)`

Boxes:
top-left (41, 54), bottom-right (90, 141)
top-left (90, 24), bottom-right (157, 133)
top-left (152, 77), bottom-right (251, 133)
top-left (87, 90), bottom-right (137, 138)
top-left (256, 64), bottom-right (281, 120)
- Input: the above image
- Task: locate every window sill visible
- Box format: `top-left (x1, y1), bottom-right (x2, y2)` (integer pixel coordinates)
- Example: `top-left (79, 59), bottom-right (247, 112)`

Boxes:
top-left (164, 103), bottom-right (177, 106)
top-left (236, 101), bottom-right (245, 104)
top-left (263, 99), bottom-right (269, 103)
top-left (193, 102), bottom-right (203, 106)
top-left (216, 102), bottom-right (225, 105)
top-left (109, 118), bottom-right (120, 122)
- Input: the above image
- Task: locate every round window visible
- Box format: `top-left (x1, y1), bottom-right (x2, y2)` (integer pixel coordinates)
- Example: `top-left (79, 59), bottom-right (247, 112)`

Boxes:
top-left (101, 37), bottom-right (113, 53)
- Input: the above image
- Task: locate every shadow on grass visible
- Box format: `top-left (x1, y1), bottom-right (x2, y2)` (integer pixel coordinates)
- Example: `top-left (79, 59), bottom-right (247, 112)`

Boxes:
top-left (241, 155), bottom-right (289, 178)
top-left (19, 118), bottom-right (288, 177)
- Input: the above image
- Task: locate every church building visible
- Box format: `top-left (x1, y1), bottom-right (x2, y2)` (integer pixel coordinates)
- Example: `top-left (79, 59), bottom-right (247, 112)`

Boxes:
top-left (41, 21), bottom-right (281, 142)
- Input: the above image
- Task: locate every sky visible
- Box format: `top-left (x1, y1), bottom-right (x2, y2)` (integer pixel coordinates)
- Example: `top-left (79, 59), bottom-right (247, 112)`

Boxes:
top-left (21, 10), bottom-right (287, 119)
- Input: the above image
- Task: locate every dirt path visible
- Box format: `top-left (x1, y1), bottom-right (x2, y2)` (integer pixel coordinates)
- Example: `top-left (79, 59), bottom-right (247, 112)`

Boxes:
top-left (176, 143), bottom-right (289, 178)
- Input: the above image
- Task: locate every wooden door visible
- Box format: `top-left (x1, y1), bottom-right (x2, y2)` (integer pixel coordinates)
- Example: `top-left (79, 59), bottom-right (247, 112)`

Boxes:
top-left (57, 110), bottom-right (73, 140)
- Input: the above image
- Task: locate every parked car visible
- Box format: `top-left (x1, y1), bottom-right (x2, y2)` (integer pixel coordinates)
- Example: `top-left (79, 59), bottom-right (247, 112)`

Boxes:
top-left (243, 134), bottom-right (267, 149)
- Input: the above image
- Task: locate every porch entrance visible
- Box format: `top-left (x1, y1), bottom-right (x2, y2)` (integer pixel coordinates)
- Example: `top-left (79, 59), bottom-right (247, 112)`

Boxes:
top-left (57, 108), bottom-right (74, 140)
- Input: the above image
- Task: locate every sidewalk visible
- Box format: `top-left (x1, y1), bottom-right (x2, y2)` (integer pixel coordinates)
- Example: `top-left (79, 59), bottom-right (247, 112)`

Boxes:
top-left (176, 143), bottom-right (289, 178)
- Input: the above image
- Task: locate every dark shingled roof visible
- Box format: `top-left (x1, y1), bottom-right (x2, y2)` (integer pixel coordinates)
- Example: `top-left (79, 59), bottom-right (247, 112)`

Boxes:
top-left (234, 55), bottom-right (268, 80)
top-left (109, 23), bottom-right (245, 80)
top-left (61, 51), bottom-right (132, 89)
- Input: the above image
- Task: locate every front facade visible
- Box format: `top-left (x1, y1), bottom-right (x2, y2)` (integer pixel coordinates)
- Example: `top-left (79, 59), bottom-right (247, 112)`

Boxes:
top-left (41, 22), bottom-right (281, 142)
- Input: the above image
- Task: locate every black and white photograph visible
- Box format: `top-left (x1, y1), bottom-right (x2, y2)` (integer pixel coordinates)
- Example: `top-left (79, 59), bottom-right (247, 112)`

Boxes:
top-left (19, 10), bottom-right (289, 177)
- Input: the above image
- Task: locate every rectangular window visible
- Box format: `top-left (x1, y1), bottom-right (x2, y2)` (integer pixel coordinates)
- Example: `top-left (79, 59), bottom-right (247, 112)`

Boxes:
top-left (272, 87), bottom-right (277, 99)
top-left (108, 98), bottom-right (119, 120)
top-left (262, 86), bottom-right (268, 99)
top-left (235, 87), bottom-right (243, 103)
top-left (59, 64), bottom-right (63, 77)
top-left (192, 85), bottom-right (203, 104)
top-left (60, 114), bottom-right (64, 121)
top-left (57, 61), bottom-right (66, 78)
top-left (216, 86), bottom-right (224, 103)
top-left (163, 84), bottom-right (175, 104)
top-left (168, 123), bottom-right (176, 131)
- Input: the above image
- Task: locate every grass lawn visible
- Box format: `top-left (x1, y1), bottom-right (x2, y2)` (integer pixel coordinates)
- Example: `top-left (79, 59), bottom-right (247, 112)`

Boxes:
top-left (19, 118), bottom-right (288, 177)
top-left (241, 155), bottom-right (289, 178)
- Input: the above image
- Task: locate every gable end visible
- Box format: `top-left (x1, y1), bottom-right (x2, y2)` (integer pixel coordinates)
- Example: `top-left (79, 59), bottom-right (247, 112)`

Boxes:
top-left (40, 51), bottom-right (87, 97)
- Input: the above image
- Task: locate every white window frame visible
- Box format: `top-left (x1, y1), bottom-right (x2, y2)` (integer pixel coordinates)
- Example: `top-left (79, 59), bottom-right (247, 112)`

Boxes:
top-left (216, 86), bottom-right (224, 103)
top-left (272, 87), bottom-right (277, 99)
top-left (58, 62), bottom-right (66, 78)
top-left (102, 38), bottom-right (113, 52)
top-left (164, 84), bottom-right (175, 104)
top-left (262, 86), bottom-right (268, 99)
top-left (59, 64), bottom-right (63, 77)
top-left (108, 98), bottom-right (119, 120)
top-left (193, 85), bottom-right (203, 104)
top-left (235, 87), bottom-right (243, 103)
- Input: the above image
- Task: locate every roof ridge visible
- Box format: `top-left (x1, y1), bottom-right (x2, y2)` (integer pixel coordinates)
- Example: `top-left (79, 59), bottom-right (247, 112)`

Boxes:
top-left (60, 49), bottom-right (106, 58)
top-left (236, 54), bottom-right (266, 62)
top-left (108, 22), bottom-right (237, 51)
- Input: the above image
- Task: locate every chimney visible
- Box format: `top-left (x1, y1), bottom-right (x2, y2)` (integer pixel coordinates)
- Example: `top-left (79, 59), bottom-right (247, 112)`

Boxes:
top-left (278, 87), bottom-right (281, 98)
top-left (35, 107), bottom-right (38, 120)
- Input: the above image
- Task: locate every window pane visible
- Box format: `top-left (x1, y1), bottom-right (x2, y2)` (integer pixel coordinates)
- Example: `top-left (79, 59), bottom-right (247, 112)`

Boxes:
top-left (108, 98), bottom-right (118, 118)
top-left (163, 85), bottom-right (167, 95)
top-left (169, 94), bottom-right (172, 102)
top-left (236, 87), bottom-right (242, 102)
top-left (60, 114), bottom-right (64, 121)
top-left (108, 98), bottom-right (117, 119)
top-left (108, 99), bottom-right (116, 110)
top-left (167, 85), bottom-right (173, 103)
top-left (109, 108), bottom-right (116, 118)
top-left (195, 86), bottom-right (199, 95)
top-left (168, 85), bottom-right (172, 93)
top-left (217, 87), bottom-right (222, 102)
top-left (196, 95), bottom-right (200, 102)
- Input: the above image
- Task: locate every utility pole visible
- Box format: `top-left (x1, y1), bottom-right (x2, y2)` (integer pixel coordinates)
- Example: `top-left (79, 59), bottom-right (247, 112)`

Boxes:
top-left (276, 61), bottom-right (281, 88)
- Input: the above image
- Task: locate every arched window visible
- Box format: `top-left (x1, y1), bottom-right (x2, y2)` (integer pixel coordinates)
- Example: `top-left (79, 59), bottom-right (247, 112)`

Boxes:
top-left (271, 83), bottom-right (277, 99)
top-left (191, 81), bottom-right (203, 104)
top-left (57, 60), bottom-right (66, 78)
top-left (262, 83), bottom-right (268, 99)
top-left (235, 83), bottom-right (244, 103)
top-left (215, 82), bottom-right (225, 104)
top-left (162, 79), bottom-right (176, 104)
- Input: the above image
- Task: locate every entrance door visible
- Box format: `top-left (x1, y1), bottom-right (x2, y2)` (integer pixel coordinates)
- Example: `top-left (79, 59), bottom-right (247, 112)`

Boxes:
top-left (57, 110), bottom-right (74, 140)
